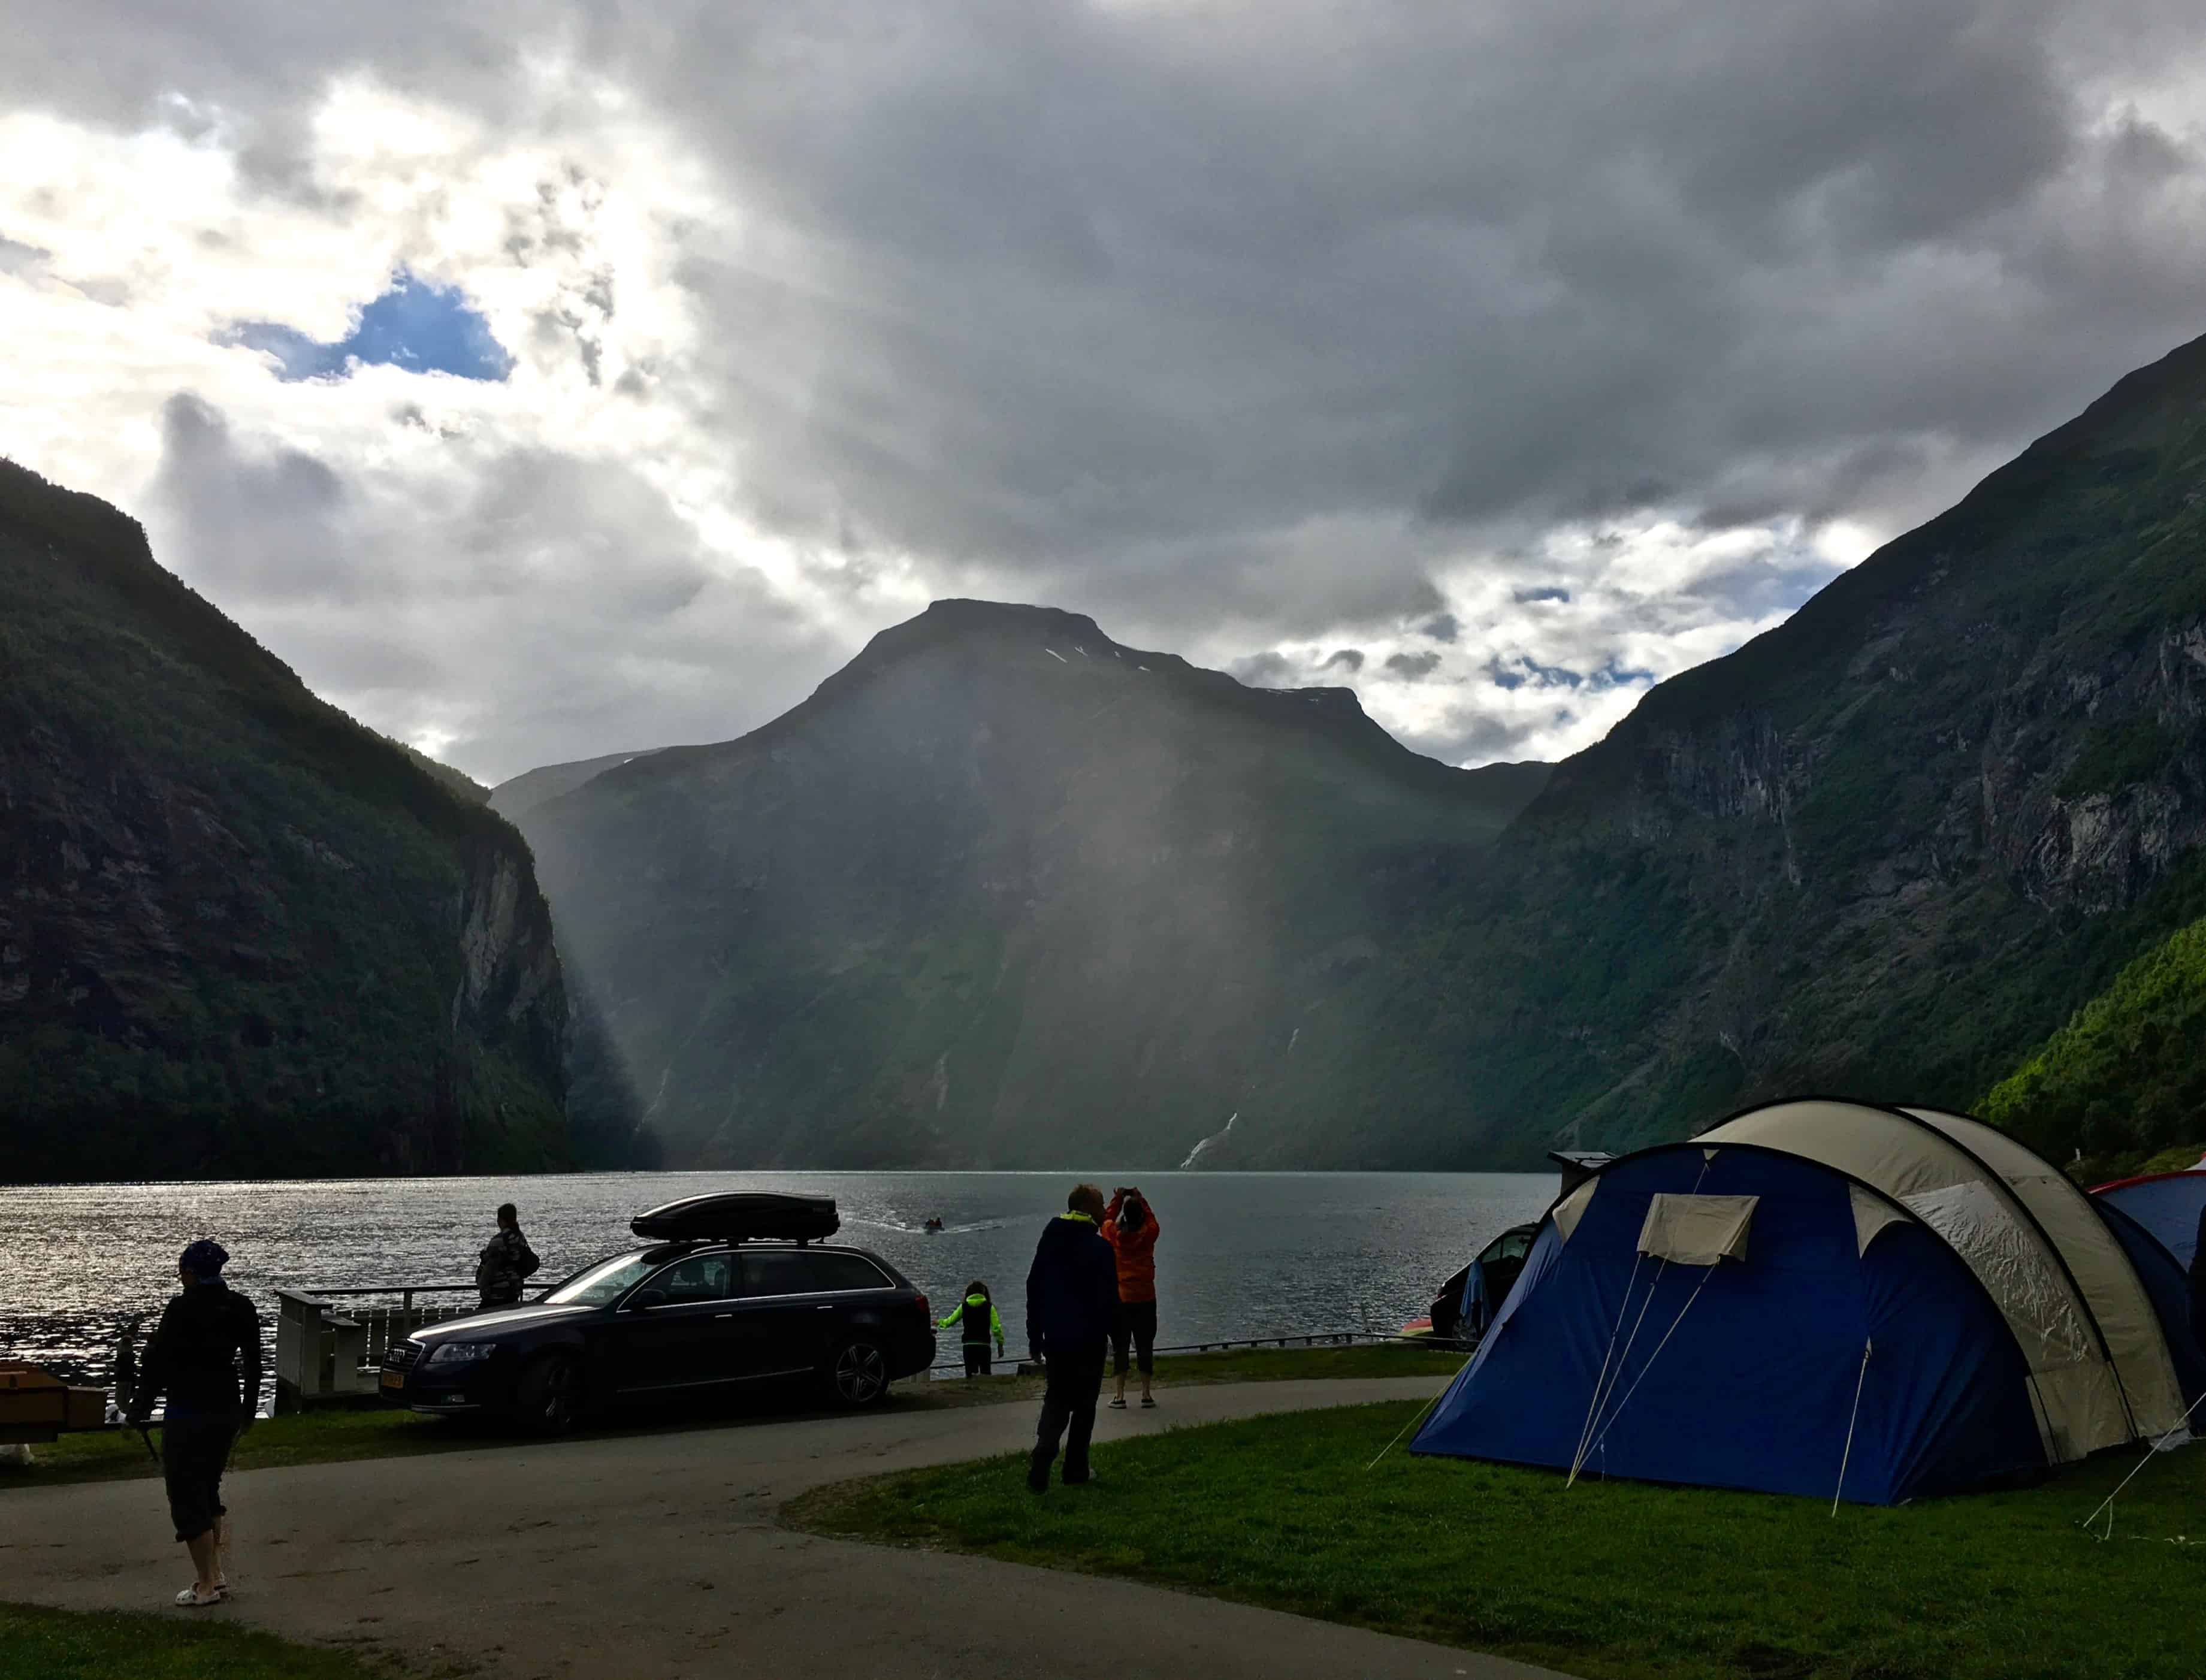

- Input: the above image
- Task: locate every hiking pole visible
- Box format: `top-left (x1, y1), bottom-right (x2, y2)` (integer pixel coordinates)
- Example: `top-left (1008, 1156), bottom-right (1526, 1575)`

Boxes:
top-left (137, 1422), bottom-right (159, 1466)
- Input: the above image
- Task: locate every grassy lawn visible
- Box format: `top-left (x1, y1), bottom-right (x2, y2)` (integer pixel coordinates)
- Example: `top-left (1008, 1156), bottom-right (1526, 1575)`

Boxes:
top-left (0, 1602), bottom-right (391, 1680)
top-left (787, 1399), bottom-right (2206, 1680)
top-left (0, 1344), bottom-right (1456, 1489)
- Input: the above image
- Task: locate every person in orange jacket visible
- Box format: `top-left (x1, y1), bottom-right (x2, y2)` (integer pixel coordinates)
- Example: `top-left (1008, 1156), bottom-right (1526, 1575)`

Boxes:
top-left (1103, 1186), bottom-right (1161, 1409)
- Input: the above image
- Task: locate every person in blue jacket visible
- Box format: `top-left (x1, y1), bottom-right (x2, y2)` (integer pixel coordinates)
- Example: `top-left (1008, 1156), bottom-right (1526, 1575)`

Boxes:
top-left (939, 1279), bottom-right (1006, 1376)
top-left (1024, 1183), bottom-right (1120, 1491)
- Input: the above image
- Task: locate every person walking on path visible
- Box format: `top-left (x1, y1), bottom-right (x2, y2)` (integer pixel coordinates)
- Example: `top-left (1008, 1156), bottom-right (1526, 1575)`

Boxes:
top-left (1025, 1183), bottom-right (1119, 1492)
top-left (475, 1202), bottom-right (540, 1310)
top-left (1104, 1186), bottom-right (1162, 1410)
top-left (128, 1238), bottom-right (262, 1608)
top-left (939, 1280), bottom-right (1007, 1377)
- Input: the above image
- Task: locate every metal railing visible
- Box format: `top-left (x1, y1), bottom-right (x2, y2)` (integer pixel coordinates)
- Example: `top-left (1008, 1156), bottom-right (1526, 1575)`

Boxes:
top-left (295, 1283), bottom-right (558, 1368)
top-left (275, 1279), bottom-right (1444, 1398)
top-left (274, 1282), bottom-right (560, 1406)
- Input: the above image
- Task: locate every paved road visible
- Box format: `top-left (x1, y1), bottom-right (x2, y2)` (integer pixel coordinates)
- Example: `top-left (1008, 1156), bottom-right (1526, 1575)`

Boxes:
top-left (5, 1377), bottom-right (1570, 1680)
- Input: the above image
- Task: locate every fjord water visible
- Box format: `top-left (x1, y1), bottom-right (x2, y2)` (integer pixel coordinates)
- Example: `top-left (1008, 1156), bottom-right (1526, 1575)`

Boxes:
top-left (8, 1171), bottom-right (1553, 1395)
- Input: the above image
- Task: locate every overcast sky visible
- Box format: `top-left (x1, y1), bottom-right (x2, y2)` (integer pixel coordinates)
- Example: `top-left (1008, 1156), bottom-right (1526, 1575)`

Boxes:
top-left (6, 2), bottom-right (2205, 782)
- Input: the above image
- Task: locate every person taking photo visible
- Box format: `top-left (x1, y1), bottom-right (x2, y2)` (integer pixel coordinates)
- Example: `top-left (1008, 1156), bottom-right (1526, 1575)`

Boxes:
top-left (1104, 1186), bottom-right (1162, 1409)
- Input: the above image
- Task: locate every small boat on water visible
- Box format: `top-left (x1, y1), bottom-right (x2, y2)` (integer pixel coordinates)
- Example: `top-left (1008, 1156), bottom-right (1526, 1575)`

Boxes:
top-left (923, 1217), bottom-right (945, 1234)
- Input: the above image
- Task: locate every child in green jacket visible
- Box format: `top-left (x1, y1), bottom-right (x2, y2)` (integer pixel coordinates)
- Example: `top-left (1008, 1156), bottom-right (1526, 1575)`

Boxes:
top-left (939, 1280), bottom-right (1006, 1376)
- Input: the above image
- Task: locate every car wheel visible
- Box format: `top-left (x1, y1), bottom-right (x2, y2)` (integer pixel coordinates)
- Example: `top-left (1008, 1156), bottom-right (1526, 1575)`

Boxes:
top-left (826, 1337), bottom-right (889, 1407)
top-left (513, 1350), bottom-right (585, 1435)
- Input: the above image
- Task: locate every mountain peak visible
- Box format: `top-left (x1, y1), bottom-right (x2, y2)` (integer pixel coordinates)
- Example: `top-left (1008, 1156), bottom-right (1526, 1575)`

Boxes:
top-left (829, 598), bottom-right (1114, 689)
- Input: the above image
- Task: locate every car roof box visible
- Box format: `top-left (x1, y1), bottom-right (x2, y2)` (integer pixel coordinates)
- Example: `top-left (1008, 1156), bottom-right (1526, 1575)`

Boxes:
top-left (629, 1192), bottom-right (840, 1244)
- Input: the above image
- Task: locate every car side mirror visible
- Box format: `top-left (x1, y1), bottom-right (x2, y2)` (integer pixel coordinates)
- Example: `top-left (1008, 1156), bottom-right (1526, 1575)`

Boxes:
top-left (631, 1289), bottom-right (668, 1310)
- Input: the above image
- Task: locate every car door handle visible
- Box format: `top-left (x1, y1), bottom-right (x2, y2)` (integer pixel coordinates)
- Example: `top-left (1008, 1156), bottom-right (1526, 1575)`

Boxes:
top-left (815, 1305), bottom-right (834, 1311)
top-left (715, 1313), bottom-right (735, 1320)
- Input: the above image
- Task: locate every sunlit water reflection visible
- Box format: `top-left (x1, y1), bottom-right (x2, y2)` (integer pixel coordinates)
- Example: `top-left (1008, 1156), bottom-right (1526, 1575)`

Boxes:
top-left (7, 1170), bottom-right (1554, 1408)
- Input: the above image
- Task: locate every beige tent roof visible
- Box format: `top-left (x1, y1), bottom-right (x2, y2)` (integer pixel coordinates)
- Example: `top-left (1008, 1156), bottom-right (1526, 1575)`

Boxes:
top-left (1902, 1106), bottom-right (2187, 1441)
top-left (1696, 1099), bottom-right (2184, 1461)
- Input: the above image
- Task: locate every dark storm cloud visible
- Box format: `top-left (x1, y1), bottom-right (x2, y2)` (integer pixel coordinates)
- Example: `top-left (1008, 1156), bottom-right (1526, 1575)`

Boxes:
top-left (1679, 552), bottom-right (1850, 623)
top-left (1395, 708), bottom-right (1547, 767)
top-left (12, 0), bottom-right (2206, 769)
top-left (143, 395), bottom-right (820, 778)
top-left (1230, 650), bottom-right (1294, 687)
top-left (1320, 648), bottom-right (1365, 674)
top-left (1383, 650), bottom-right (1441, 680)
top-left (621, 0), bottom-right (2205, 570)
top-left (152, 393), bottom-right (357, 603)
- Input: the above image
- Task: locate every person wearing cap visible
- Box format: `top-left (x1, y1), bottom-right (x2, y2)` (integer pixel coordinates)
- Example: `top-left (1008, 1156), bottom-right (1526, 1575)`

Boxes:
top-left (128, 1238), bottom-right (262, 1608)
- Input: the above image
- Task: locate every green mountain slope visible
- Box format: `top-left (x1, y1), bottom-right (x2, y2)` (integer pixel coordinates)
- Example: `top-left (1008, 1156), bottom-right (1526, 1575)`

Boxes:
top-left (0, 461), bottom-right (627, 1181)
top-left (1308, 329), bottom-right (2206, 1163)
top-left (1981, 912), bottom-right (2206, 1180)
top-left (506, 601), bottom-right (1551, 1168)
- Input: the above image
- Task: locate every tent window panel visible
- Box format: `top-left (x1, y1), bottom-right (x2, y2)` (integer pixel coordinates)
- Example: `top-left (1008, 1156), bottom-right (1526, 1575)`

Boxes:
top-left (1899, 1182), bottom-right (2093, 1369)
top-left (1636, 1193), bottom-right (1758, 1266)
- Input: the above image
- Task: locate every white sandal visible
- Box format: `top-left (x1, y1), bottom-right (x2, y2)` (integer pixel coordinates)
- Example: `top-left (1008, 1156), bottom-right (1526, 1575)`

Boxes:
top-left (175, 1584), bottom-right (226, 1608)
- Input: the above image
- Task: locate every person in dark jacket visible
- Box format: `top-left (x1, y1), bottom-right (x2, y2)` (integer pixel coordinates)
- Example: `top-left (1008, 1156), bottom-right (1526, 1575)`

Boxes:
top-left (128, 1238), bottom-right (262, 1608)
top-left (475, 1202), bottom-right (540, 1309)
top-left (1024, 1183), bottom-right (1120, 1492)
top-left (939, 1279), bottom-right (1006, 1377)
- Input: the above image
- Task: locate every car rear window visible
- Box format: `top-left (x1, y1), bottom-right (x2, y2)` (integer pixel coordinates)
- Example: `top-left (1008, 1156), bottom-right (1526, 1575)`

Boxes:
top-left (741, 1250), bottom-right (891, 1297)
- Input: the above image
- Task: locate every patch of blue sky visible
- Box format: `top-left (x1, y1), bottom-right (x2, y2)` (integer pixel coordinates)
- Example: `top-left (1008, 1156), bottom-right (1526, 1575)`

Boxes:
top-left (1486, 654), bottom-right (1584, 691)
top-left (220, 271), bottom-right (512, 383)
top-left (1588, 657), bottom-right (1657, 690)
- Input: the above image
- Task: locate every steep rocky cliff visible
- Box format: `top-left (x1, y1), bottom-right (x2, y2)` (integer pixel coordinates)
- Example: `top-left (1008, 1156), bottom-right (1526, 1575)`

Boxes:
top-left (1369, 330), bottom-right (2206, 1165)
top-left (504, 601), bottom-right (1550, 1168)
top-left (0, 461), bottom-right (617, 1181)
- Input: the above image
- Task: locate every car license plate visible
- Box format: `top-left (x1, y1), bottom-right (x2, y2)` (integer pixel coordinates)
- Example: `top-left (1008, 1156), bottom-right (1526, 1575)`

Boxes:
top-left (380, 1370), bottom-right (404, 1391)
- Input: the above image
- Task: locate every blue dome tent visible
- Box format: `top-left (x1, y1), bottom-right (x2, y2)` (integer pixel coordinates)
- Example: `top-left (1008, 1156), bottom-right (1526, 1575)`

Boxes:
top-left (1412, 1099), bottom-right (2193, 1504)
top-left (2091, 1195), bottom-right (2206, 1407)
top-left (2092, 1168), bottom-right (2206, 1270)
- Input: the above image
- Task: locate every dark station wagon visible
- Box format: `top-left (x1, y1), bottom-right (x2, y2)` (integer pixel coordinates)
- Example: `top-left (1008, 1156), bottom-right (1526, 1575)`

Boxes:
top-left (379, 1193), bottom-right (934, 1431)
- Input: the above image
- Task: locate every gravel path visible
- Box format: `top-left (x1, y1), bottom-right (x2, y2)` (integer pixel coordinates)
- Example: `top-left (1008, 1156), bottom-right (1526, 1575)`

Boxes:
top-left (5, 1376), bottom-right (1570, 1679)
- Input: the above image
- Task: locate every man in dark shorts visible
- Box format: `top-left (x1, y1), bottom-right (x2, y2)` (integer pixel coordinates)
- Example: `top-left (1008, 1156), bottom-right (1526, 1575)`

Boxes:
top-left (129, 1238), bottom-right (262, 1608)
top-left (1024, 1183), bottom-right (1120, 1492)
